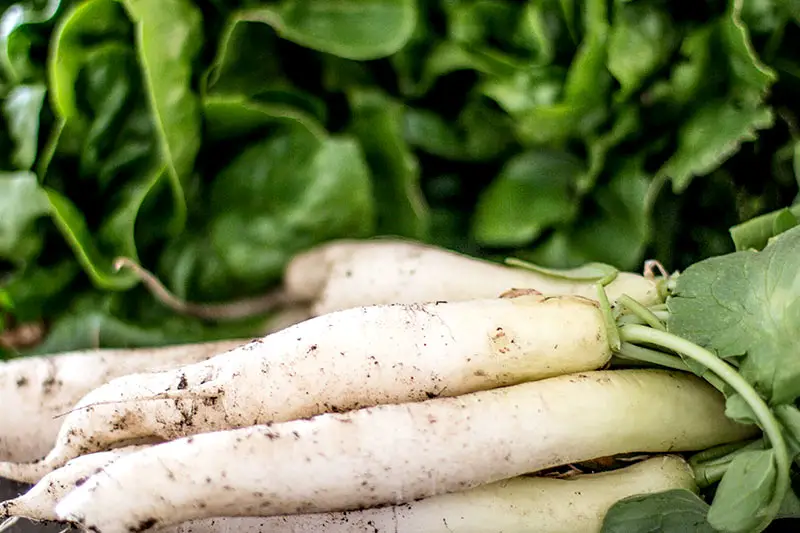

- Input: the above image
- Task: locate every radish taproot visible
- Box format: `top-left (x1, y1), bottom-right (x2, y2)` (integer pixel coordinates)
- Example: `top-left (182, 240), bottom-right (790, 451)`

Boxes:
top-left (159, 455), bottom-right (697, 533)
top-left (0, 339), bottom-right (247, 463)
top-left (0, 446), bottom-right (146, 528)
top-left (54, 369), bottom-right (756, 533)
top-left (284, 238), bottom-right (661, 314)
top-left (0, 293), bottom-right (613, 483)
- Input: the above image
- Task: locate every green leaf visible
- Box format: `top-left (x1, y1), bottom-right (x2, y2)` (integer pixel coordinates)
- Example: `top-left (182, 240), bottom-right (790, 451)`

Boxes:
top-left (202, 14), bottom-right (284, 98)
top-left (707, 449), bottom-right (777, 533)
top-left (0, 0), bottom-right (62, 83)
top-left (601, 489), bottom-right (716, 533)
top-left (725, 392), bottom-right (759, 426)
top-left (480, 67), bottom-right (564, 115)
top-left (203, 95), bottom-right (327, 142)
top-left (774, 404), bottom-right (800, 461)
top-left (526, 156), bottom-right (651, 271)
top-left (48, 0), bottom-right (131, 126)
top-left (472, 149), bottom-right (584, 247)
top-left (579, 105), bottom-right (639, 193)
top-left (118, 0), bottom-right (203, 234)
top-left (27, 292), bottom-right (261, 355)
top-left (667, 225), bottom-right (800, 404)
top-left (645, 26), bottom-right (715, 110)
top-left (44, 166), bottom-right (162, 291)
top-left (0, 171), bottom-right (51, 262)
top-left (722, 0), bottom-right (778, 104)
top-left (729, 205), bottom-right (800, 251)
top-left (403, 99), bottom-right (515, 161)
top-left (1, 261), bottom-right (78, 322)
top-left (348, 89), bottom-right (429, 239)
top-left (660, 101), bottom-right (774, 193)
top-left (239, 0), bottom-right (417, 60)
top-left (512, 0), bottom-right (611, 145)
top-left (607, 2), bottom-right (677, 99)
top-left (203, 131), bottom-right (375, 291)
top-left (3, 84), bottom-right (47, 170)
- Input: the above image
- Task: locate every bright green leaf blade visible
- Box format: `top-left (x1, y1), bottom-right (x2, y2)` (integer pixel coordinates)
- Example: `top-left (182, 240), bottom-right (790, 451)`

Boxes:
top-left (118, 0), bottom-right (203, 234)
top-left (203, 95), bottom-right (327, 141)
top-left (44, 187), bottom-right (146, 291)
top-left (3, 84), bottom-right (46, 170)
top-left (207, 132), bottom-right (375, 288)
top-left (0, 171), bottom-right (51, 262)
top-left (471, 149), bottom-right (584, 247)
top-left (480, 68), bottom-right (563, 115)
top-left (529, 157), bottom-right (652, 270)
top-left (707, 449), bottom-right (777, 533)
top-left (660, 100), bottom-right (774, 193)
top-left (607, 2), bottom-right (677, 99)
top-left (0, 0), bottom-right (62, 82)
top-left (348, 89), bottom-right (429, 239)
top-left (667, 225), bottom-right (800, 404)
top-left (403, 100), bottom-right (514, 162)
top-left (48, 0), bottom-right (130, 124)
top-left (243, 0), bottom-right (417, 60)
top-left (729, 205), bottom-right (800, 251)
top-left (601, 489), bottom-right (716, 533)
top-left (774, 405), bottom-right (800, 461)
top-left (579, 105), bottom-right (639, 193)
top-left (722, 0), bottom-right (778, 104)
top-left (725, 392), bottom-right (759, 426)
top-left (202, 15), bottom-right (284, 98)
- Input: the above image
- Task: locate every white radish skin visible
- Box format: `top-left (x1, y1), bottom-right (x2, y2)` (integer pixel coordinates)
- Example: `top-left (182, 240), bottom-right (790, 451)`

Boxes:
top-left (0, 294), bottom-right (611, 484)
top-left (160, 455), bottom-right (697, 533)
top-left (284, 239), bottom-right (661, 314)
top-left (55, 369), bottom-right (756, 533)
top-left (0, 339), bottom-right (247, 463)
top-left (0, 446), bottom-right (145, 524)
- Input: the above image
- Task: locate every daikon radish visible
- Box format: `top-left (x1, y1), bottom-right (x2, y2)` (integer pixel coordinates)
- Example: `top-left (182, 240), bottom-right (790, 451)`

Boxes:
top-left (0, 294), bottom-right (611, 483)
top-left (284, 239), bottom-right (661, 314)
top-left (160, 455), bottom-right (697, 533)
top-left (55, 369), bottom-right (756, 533)
top-left (0, 339), bottom-right (246, 463)
top-left (0, 446), bottom-right (145, 527)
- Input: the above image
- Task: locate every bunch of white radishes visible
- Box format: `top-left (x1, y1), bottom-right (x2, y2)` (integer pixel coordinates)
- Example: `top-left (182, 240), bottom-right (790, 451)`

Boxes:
top-left (0, 240), bottom-right (755, 533)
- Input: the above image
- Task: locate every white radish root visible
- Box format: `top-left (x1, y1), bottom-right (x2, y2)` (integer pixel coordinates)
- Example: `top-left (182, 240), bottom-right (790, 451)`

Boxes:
top-left (55, 369), bottom-right (756, 533)
top-left (159, 455), bottom-right (697, 533)
top-left (0, 339), bottom-right (247, 463)
top-left (284, 238), bottom-right (661, 314)
top-left (0, 446), bottom-right (145, 526)
top-left (0, 293), bottom-right (612, 483)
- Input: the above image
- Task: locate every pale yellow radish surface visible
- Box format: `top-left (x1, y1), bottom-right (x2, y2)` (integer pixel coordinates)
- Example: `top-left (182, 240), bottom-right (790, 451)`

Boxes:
top-left (284, 239), bottom-right (661, 315)
top-left (0, 446), bottom-right (145, 524)
top-left (0, 339), bottom-right (246, 463)
top-left (55, 369), bottom-right (755, 533)
top-left (0, 294), bottom-right (611, 484)
top-left (161, 455), bottom-right (696, 533)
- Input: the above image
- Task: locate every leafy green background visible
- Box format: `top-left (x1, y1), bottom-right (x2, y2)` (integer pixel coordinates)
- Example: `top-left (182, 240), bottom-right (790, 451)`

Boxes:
top-left (1, 0), bottom-right (799, 356)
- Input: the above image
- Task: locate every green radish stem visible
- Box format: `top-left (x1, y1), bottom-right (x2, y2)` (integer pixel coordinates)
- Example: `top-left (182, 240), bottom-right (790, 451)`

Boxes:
top-left (690, 439), bottom-right (763, 467)
top-left (614, 343), bottom-right (691, 372)
top-left (691, 440), bottom-right (767, 487)
top-left (617, 295), bottom-right (666, 331)
top-left (618, 324), bottom-right (790, 533)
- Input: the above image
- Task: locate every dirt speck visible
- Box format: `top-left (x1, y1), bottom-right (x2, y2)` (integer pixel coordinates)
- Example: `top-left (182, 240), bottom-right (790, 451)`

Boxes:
top-left (129, 518), bottom-right (158, 532)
